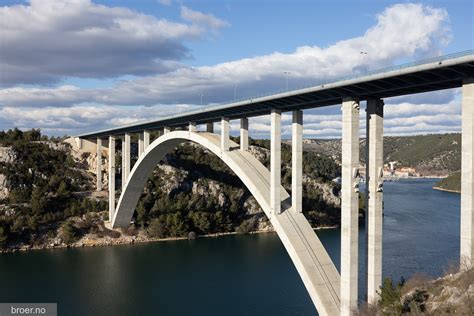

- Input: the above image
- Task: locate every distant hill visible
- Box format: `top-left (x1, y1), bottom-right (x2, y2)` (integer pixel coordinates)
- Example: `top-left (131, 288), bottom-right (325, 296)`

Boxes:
top-left (289, 133), bottom-right (461, 176)
top-left (434, 171), bottom-right (461, 193)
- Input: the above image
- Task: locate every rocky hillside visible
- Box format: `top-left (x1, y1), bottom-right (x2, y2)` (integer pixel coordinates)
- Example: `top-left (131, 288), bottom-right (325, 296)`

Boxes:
top-left (289, 133), bottom-right (461, 176)
top-left (400, 267), bottom-right (474, 315)
top-left (0, 129), bottom-right (343, 251)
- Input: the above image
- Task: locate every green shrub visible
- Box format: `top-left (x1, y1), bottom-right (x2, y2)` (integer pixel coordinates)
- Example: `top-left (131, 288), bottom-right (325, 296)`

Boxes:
top-left (61, 221), bottom-right (78, 245)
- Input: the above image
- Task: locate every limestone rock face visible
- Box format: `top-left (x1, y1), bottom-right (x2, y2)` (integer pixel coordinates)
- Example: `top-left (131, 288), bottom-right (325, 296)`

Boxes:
top-left (0, 147), bottom-right (14, 199)
top-left (0, 147), bottom-right (15, 163)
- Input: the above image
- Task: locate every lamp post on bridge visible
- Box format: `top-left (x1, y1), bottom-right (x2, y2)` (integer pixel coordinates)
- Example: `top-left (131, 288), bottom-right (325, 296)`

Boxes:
top-left (360, 51), bottom-right (368, 73)
top-left (284, 71), bottom-right (291, 91)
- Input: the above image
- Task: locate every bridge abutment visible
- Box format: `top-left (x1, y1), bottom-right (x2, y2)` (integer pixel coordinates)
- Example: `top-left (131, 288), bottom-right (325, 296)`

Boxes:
top-left (461, 78), bottom-right (474, 270)
top-left (341, 98), bottom-right (360, 316)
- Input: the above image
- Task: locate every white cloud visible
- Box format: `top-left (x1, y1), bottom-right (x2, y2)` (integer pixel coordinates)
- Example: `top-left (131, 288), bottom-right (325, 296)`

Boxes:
top-left (0, 0), bottom-right (227, 85)
top-left (0, 3), bottom-right (451, 107)
top-left (0, 2), bottom-right (460, 138)
top-left (180, 6), bottom-right (229, 30)
top-left (0, 103), bottom-right (196, 135)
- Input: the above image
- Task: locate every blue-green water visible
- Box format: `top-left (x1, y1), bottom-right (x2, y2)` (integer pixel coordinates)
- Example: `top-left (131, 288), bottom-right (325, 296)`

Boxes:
top-left (0, 179), bottom-right (460, 315)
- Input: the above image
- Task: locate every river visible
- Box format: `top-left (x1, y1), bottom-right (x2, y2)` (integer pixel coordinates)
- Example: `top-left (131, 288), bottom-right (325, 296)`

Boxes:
top-left (0, 179), bottom-right (460, 315)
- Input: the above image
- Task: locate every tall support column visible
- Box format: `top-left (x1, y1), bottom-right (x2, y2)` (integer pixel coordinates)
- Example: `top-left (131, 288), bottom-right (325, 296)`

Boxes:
top-left (124, 133), bottom-right (131, 183)
top-left (189, 122), bottom-right (197, 132)
top-left (292, 110), bottom-right (303, 213)
top-left (341, 98), bottom-right (360, 316)
top-left (240, 118), bottom-right (249, 150)
top-left (138, 133), bottom-right (144, 158)
top-left (461, 78), bottom-right (474, 270)
top-left (271, 109), bottom-right (282, 215)
top-left (164, 127), bottom-right (171, 134)
top-left (221, 117), bottom-right (230, 151)
top-left (366, 98), bottom-right (384, 304)
top-left (121, 137), bottom-right (125, 190)
top-left (96, 138), bottom-right (103, 191)
top-left (206, 122), bottom-right (214, 133)
top-left (108, 136), bottom-right (115, 222)
top-left (144, 130), bottom-right (150, 149)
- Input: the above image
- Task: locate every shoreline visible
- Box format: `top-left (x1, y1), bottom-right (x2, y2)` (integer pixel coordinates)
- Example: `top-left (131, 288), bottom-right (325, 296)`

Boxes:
top-left (0, 225), bottom-right (339, 254)
top-left (432, 186), bottom-right (460, 194)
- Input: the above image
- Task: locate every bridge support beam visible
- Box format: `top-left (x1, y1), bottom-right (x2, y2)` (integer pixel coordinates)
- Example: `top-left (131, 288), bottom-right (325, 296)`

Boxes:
top-left (206, 122), bottom-right (214, 133)
top-left (240, 118), bottom-right (249, 151)
top-left (108, 136), bottom-right (115, 221)
top-left (341, 98), bottom-right (360, 316)
top-left (144, 130), bottom-right (150, 150)
top-left (221, 117), bottom-right (230, 151)
top-left (96, 138), bottom-right (102, 191)
top-left (366, 98), bottom-right (384, 304)
top-left (189, 122), bottom-right (196, 132)
top-left (164, 127), bottom-right (171, 134)
top-left (292, 110), bottom-right (303, 213)
top-left (461, 78), bottom-right (474, 270)
top-left (271, 109), bottom-right (282, 215)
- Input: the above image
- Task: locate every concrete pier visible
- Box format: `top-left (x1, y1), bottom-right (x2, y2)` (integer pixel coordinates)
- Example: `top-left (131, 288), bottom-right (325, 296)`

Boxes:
top-left (108, 136), bottom-right (115, 221)
top-left (164, 127), bottom-right (171, 134)
top-left (96, 138), bottom-right (102, 191)
top-left (138, 133), bottom-right (144, 157)
top-left (240, 118), bottom-right (249, 151)
top-left (366, 98), bottom-right (384, 303)
top-left (292, 110), bottom-right (303, 213)
top-left (124, 133), bottom-right (131, 184)
top-left (271, 109), bottom-right (282, 215)
top-left (206, 122), bottom-right (214, 133)
top-left (144, 130), bottom-right (150, 149)
top-left (221, 117), bottom-right (230, 151)
top-left (189, 122), bottom-right (196, 132)
top-left (341, 98), bottom-right (360, 315)
top-left (121, 137), bottom-right (125, 189)
top-left (461, 78), bottom-right (474, 269)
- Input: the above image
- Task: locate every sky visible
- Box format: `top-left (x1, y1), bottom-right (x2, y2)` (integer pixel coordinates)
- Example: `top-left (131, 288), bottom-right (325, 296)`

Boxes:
top-left (0, 0), bottom-right (473, 138)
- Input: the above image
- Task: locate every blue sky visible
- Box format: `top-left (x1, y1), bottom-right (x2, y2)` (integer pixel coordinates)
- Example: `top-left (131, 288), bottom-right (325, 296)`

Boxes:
top-left (0, 0), bottom-right (472, 137)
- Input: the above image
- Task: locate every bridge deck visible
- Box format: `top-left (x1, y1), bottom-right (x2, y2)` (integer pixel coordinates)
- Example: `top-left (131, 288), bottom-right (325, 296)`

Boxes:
top-left (79, 50), bottom-right (474, 139)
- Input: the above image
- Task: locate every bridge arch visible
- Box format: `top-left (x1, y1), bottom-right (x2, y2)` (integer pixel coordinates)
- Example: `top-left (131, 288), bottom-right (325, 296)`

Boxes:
top-left (112, 130), bottom-right (341, 315)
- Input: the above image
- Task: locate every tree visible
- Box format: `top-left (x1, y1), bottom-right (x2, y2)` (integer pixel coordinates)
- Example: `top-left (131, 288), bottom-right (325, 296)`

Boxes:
top-left (188, 211), bottom-right (211, 234)
top-left (61, 220), bottom-right (78, 245)
top-left (378, 276), bottom-right (405, 314)
top-left (31, 186), bottom-right (46, 215)
top-left (147, 217), bottom-right (166, 238)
